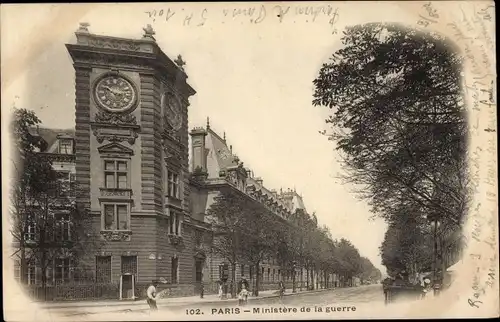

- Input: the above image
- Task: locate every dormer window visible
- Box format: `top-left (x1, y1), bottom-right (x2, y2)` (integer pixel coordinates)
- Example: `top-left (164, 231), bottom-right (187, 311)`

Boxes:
top-left (59, 139), bottom-right (73, 154)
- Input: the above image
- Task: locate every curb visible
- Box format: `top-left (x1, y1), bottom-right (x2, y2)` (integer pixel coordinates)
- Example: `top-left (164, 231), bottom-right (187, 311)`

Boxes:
top-left (62, 288), bottom-right (337, 316)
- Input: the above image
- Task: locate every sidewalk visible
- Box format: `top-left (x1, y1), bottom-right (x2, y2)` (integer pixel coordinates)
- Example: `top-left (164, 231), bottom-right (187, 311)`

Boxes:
top-left (40, 287), bottom-right (334, 310)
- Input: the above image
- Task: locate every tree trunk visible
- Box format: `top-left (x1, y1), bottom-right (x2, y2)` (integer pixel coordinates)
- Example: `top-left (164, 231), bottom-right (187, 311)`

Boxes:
top-left (41, 252), bottom-right (47, 301)
top-left (20, 247), bottom-right (27, 284)
top-left (299, 266), bottom-right (303, 291)
top-left (254, 262), bottom-right (260, 297)
top-left (231, 262), bottom-right (236, 298)
top-left (309, 268), bottom-right (314, 290)
top-left (306, 265), bottom-right (309, 290)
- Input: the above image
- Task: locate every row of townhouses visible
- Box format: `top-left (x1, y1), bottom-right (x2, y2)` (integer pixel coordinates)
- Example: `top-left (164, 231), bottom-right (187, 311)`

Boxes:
top-left (13, 25), bottom-right (338, 300)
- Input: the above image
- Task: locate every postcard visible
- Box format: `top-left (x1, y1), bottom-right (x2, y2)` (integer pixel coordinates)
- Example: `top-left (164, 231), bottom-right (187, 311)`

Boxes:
top-left (1, 2), bottom-right (498, 321)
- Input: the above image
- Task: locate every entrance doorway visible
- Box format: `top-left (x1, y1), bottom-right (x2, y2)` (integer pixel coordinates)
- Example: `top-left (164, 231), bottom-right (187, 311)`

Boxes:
top-left (120, 273), bottom-right (135, 300)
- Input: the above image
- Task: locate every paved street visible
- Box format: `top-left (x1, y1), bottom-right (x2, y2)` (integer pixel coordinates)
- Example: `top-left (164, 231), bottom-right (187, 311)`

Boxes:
top-left (43, 284), bottom-right (385, 320)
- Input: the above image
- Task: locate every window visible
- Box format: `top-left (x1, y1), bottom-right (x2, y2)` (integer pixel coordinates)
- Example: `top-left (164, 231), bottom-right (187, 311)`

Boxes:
top-left (55, 213), bottom-right (71, 242)
top-left (56, 171), bottom-right (75, 197)
top-left (267, 268), bottom-right (270, 281)
top-left (241, 264), bottom-right (245, 277)
top-left (249, 266), bottom-right (253, 280)
top-left (55, 258), bottom-right (71, 284)
top-left (167, 171), bottom-right (180, 198)
top-left (272, 269), bottom-right (275, 282)
top-left (96, 256), bottom-right (111, 283)
top-left (103, 204), bottom-right (129, 231)
top-left (25, 220), bottom-right (36, 242)
top-left (195, 260), bottom-right (203, 282)
top-left (169, 212), bottom-right (182, 236)
top-left (171, 257), bottom-right (179, 284)
top-left (121, 256), bottom-right (137, 279)
top-left (59, 139), bottom-right (73, 154)
top-left (104, 160), bottom-right (128, 189)
top-left (27, 262), bottom-right (36, 285)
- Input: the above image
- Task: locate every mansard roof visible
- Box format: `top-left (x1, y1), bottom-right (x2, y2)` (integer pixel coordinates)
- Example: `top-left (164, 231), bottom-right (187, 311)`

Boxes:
top-left (29, 127), bottom-right (75, 153)
top-left (200, 123), bottom-right (308, 215)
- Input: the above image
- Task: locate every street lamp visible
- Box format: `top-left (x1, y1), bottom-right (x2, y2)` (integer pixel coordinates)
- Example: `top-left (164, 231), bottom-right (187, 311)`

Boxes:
top-left (427, 212), bottom-right (442, 296)
top-left (292, 261), bottom-right (297, 293)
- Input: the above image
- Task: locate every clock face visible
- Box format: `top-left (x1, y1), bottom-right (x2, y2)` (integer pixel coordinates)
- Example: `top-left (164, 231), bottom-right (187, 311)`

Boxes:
top-left (162, 92), bottom-right (183, 131)
top-left (94, 74), bottom-right (137, 112)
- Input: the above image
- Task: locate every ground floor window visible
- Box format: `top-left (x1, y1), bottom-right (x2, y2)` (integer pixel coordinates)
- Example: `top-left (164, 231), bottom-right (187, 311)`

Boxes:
top-left (195, 259), bottom-right (203, 282)
top-left (121, 256), bottom-right (137, 280)
top-left (96, 256), bottom-right (112, 283)
top-left (55, 258), bottom-right (71, 284)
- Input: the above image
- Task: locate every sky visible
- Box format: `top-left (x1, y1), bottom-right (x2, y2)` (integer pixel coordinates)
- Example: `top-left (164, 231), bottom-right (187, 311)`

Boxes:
top-left (0, 3), bottom-right (402, 274)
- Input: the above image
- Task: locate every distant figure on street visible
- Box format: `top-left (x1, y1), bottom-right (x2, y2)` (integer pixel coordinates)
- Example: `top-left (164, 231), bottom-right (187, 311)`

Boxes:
top-left (382, 277), bottom-right (393, 304)
top-left (238, 276), bottom-right (250, 294)
top-left (146, 280), bottom-right (159, 312)
top-left (200, 280), bottom-right (204, 299)
top-left (421, 278), bottom-right (432, 299)
top-left (278, 280), bottom-right (286, 299)
top-left (238, 285), bottom-right (250, 306)
top-left (218, 280), bottom-right (224, 299)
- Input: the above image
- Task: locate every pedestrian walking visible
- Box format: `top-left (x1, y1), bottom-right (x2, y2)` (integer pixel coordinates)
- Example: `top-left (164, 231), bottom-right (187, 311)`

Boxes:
top-left (218, 280), bottom-right (224, 300)
top-left (238, 285), bottom-right (250, 306)
top-left (238, 276), bottom-right (249, 294)
top-left (278, 280), bottom-right (285, 299)
top-left (200, 280), bottom-right (204, 299)
top-left (146, 280), bottom-right (159, 312)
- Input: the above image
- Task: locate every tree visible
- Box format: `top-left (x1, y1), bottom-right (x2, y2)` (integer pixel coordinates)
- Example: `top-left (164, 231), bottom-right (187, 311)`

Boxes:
top-left (10, 108), bottom-right (54, 285)
top-left (10, 108), bottom-right (99, 299)
top-left (239, 205), bottom-right (282, 296)
top-left (312, 23), bottom-right (469, 276)
top-left (206, 190), bottom-right (248, 298)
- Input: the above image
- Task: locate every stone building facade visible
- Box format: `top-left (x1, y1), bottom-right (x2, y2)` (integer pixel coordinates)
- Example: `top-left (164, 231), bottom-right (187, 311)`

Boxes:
top-left (14, 26), bottom-right (330, 299)
top-left (188, 120), bottom-right (318, 292)
top-left (64, 25), bottom-right (203, 298)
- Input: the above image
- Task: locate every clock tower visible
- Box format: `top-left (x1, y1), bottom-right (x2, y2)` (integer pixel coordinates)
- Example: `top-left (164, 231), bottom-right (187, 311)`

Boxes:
top-left (66, 23), bottom-right (196, 295)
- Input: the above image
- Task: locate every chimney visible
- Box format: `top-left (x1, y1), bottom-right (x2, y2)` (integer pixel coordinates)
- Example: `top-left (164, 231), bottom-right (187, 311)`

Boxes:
top-left (255, 177), bottom-right (263, 187)
top-left (271, 189), bottom-right (278, 198)
top-left (190, 126), bottom-right (208, 173)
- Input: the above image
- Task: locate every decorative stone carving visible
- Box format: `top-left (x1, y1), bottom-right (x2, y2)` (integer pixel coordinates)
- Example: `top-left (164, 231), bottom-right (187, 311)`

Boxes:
top-left (93, 129), bottom-right (139, 145)
top-left (227, 170), bottom-right (238, 186)
top-left (164, 146), bottom-right (183, 168)
top-left (100, 188), bottom-right (132, 198)
top-left (168, 234), bottom-right (183, 246)
top-left (87, 37), bottom-right (141, 51)
top-left (97, 142), bottom-right (134, 155)
top-left (78, 22), bottom-right (90, 33)
top-left (39, 153), bottom-right (75, 163)
top-left (95, 110), bottom-right (137, 126)
top-left (101, 230), bottom-right (132, 242)
top-left (142, 24), bottom-right (156, 41)
top-left (92, 111), bottom-right (140, 145)
top-left (174, 55), bottom-right (186, 71)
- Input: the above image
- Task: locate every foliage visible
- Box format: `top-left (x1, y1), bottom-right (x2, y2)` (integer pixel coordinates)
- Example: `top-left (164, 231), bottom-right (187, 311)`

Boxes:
top-left (207, 190), bottom-right (380, 291)
top-left (10, 108), bottom-right (100, 292)
top-left (312, 23), bottom-right (469, 277)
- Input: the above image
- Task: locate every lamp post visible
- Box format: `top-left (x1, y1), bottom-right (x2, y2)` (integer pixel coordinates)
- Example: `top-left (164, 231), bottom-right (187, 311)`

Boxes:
top-left (427, 213), bottom-right (441, 296)
top-left (292, 261), bottom-right (297, 293)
